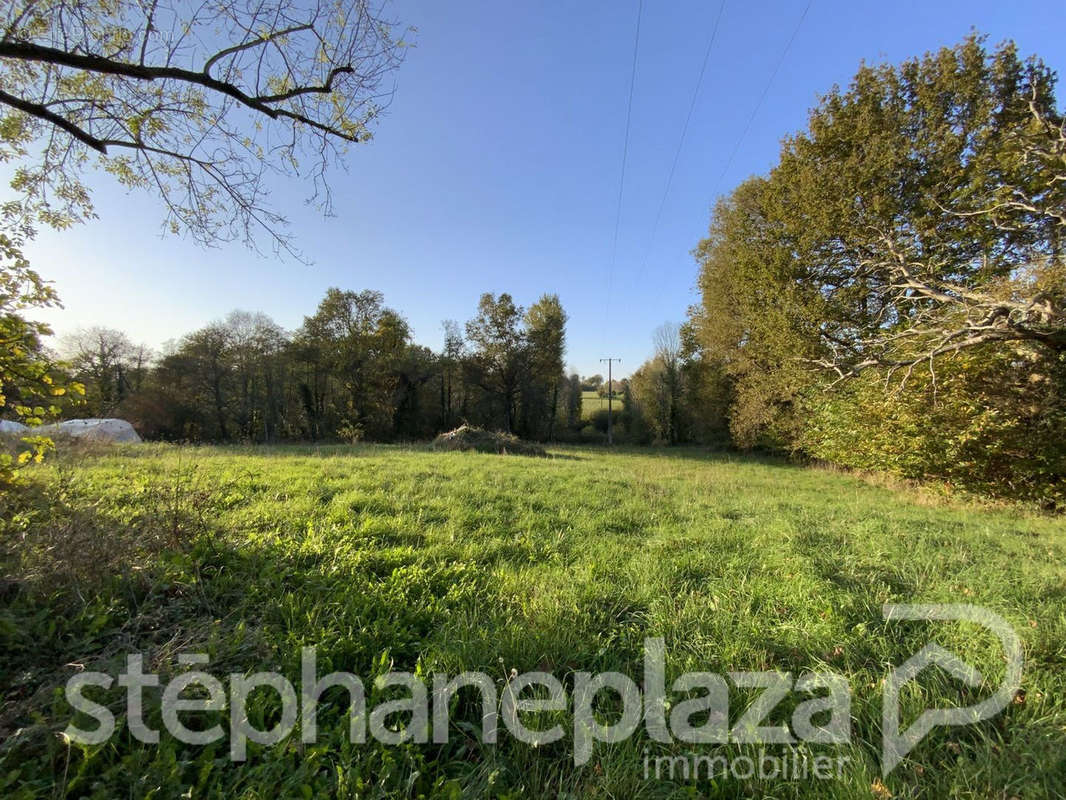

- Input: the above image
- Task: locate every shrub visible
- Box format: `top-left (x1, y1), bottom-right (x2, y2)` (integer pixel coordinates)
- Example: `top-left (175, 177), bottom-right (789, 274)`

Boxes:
top-left (589, 408), bottom-right (611, 434)
top-left (800, 345), bottom-right (1066, 509)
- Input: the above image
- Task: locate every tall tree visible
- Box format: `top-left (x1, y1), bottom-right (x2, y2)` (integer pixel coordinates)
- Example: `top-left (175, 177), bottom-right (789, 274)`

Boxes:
top-left (439, 320), bottom-right (465, 430)
top-left (297, 288), bottom-right (410, 440)
top-left (465, 293), bottom-right (525, 433)
top-left (565, 372), bottom-right (582, 430)
top-left (180, 324), bottom-right (234, 440)
top-left (652, 323), bottom-right (683, 444)
top-left (767, 35), bottom-right (1065, 379)
top-left (630, 323), bottom-right (687, 445)
top-left (522, 294), bottom-right (567, 440)
top-left (689, 34), bottom-right (1066, 501)
top-left (222, 311), bottom-right (288, 441)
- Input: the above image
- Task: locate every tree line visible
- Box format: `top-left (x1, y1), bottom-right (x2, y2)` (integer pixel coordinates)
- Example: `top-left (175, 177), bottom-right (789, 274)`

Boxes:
top-left (52, 290), bottom-right (576, 444)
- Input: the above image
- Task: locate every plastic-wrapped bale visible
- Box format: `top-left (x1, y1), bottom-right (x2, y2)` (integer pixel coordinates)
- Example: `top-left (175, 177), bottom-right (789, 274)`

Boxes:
top-left (39, 418), bottom-right (143, 443)
top-left (0, 419), bottom-right (30, 435)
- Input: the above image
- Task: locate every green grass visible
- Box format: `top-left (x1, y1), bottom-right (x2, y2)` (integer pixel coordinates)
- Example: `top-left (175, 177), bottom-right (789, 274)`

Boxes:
top-left (1, 443), bottom-right (1064, 798)
top-left (581, 390), bottom-right (624, 420)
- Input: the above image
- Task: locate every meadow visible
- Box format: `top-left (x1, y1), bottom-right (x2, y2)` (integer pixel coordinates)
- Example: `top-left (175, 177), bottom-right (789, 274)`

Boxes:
top-left (581, 391), bottom-right (625, 420)
top-left (1, 443), bottom-right (1064, 798)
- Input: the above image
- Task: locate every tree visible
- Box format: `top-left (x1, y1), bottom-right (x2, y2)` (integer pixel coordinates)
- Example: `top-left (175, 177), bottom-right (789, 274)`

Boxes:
top-left (0, 245), bottom-right (81, 482)
top-left (0, 0), bottom-right (410, 255)
top-left (653, 323), bottom-right (682, 443)
top-left (125, 311), bottom-right (290, 441)
top-left (392, 344), bottom-right (437, 439)
top-left (465, 293), bottom-right (525, 433)
top-left (688, 34), bottom-right (1066, 501)
top-left (0, 0), bottom-right (410, 467)
top-left (678, 321), bottom-right (732, 446)
top-left (439, 320), bottom-right (466, 430)
top-left (522, 294), bottom-right (567, 439)
top-left (629, 323), bottom-right (686, 444)
top-left (565, 372), bottom-right (582, 429)
top-left (222, 311), bottom-right (288, 441)
top-left (1, 252), bottom-right (62, 426)
top-left (617, 378), bottom-right (648, 443)
top-left (766, 35), bottom-right (1065, 381)
top-left (296, 288), bottom-right (410, 440)
top-left (690, 177), bottom-right (815, 447)
top-left (179, 323), bottom-right (234, 440)
top-left (63, 326), bottom-right (150, 415)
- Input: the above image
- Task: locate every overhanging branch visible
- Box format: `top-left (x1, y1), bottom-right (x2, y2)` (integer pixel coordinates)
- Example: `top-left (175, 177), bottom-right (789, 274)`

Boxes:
top-left (0, 39), bottom-right (361, 143)
top-left (0, 88), bottom-right (108, 152)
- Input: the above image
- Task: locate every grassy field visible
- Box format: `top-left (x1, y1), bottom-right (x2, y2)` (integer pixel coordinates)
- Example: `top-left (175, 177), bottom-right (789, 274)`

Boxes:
top-left (581, 391), bottom-right (624, 420)
top-left (1, 443), bottom-right (1064, 798)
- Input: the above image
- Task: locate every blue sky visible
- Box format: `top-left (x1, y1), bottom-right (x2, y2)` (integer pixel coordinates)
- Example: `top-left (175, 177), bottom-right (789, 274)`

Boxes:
top-left (24, 0), bottom-right (1066, 378)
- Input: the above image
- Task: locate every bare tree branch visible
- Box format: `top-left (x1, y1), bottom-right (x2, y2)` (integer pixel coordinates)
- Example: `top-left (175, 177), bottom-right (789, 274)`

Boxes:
top-left (808, 88), bottom-right (1066, 382)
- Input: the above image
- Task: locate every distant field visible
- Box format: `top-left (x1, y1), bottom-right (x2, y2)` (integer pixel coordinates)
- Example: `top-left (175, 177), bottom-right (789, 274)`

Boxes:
top-left (2, 444), bottom-right (1063, 797)
top-left (581, 389), bottom-right (624, 420)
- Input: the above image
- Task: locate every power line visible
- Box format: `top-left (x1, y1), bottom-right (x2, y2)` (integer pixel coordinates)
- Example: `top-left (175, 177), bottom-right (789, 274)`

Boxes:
top-left (712, 0), bottom-right (812, 196)
top-left (645, 0), bottom-right (812, 314)
top-left (601, 0), bottom-right (644, 345)
top-left (630, 0), bottom-right (727, 295)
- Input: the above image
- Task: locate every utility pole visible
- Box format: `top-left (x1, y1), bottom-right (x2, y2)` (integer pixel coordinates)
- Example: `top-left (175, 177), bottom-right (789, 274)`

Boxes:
top-left (599, 357), bottom-right (621, 445)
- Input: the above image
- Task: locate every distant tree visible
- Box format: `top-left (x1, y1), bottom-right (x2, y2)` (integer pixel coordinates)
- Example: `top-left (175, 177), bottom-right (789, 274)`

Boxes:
top-left (222, 311), bottom-right (288, 441)
top-left (522, 294), bottom-right (567, 439)
top-left (297, 288), bottom-right (410, 440)
top-left (180, 323), bottom-right (234, 440)
top-left (618, 379), bottom-right (646, 442)
top-left (678, 322), bottom-right (732, 446)
top-left (583, 374), bottom-right (603, 392)
top-left (125, 311), bottom-right (291, 441)
top-left (627, 324), bottom-right (687, 444)
top-left (439, 320), bottom-right (465, 429)
top-left (63, 326), bottom-right (151, 416)
top-left (652, 323), bottom-right (683, 443)
top-left (465, 293), bottom-right (526, 433)
top-left (31, 288), bottom-right (576, 446)
top-left (597, 379), bottom-right (624, 399)
top-left (392, 344), bottom-right (438, 439)
top-left (565, 372), bottom-right (582, 429)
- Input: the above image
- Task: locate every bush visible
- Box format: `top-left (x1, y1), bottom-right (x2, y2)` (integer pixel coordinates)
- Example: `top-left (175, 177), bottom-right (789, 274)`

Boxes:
top-left (589, 408), bottom-right (611, 434)
top-left (800, 345), bottom-right (1066, 509)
